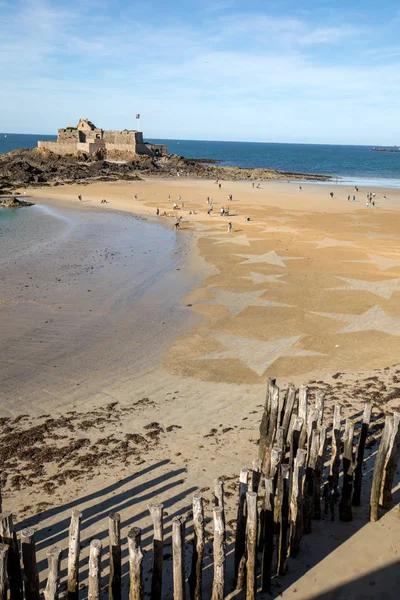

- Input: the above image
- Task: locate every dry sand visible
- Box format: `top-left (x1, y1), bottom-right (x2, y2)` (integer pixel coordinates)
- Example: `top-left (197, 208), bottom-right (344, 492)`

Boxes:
top-left (1, 178), bottom-right (400, 598)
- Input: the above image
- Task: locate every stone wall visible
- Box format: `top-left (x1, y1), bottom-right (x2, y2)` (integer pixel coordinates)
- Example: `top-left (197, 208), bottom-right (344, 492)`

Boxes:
top-left (38, 141), bottom-right (77, 155)
top-left (104, 143), bottom-right (137, 154)
top-left (103, 130), bottom-right (143, 144)
top-left (58, 128), bottom-right (79, 142)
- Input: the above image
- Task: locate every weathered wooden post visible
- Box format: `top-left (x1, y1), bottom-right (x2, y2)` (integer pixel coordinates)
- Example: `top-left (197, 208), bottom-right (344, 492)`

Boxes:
top-left (370, 414), bottom-right (394, 522)
top-left (352, 402), bottom-right (372, 506)
top-left (303, 430), bottom-right (319, 533)
top-left (298, 385), bottom-right (308, 449)
top-left (234, 469), bottom-right (249, 587)
top-left (289, 417), bottom-right (304, 501)
top-left (128, 528), bottom-right (143, 600)
top-left (245, 492), bottom-right (258, 600)
top-left (211, 507), bottom-right (225, 600)
top-left (189, 495), bottom-right (204, 600)
top-left (0, 511), bottom-right (23, 600)
top-left (281, 385), bottom-right (297, 446)
top-left (21, 528), bottom-right (40, 600)
top-left (0, 544), bottom-right (8, 600)
top-left (109, 513), bottom-right (121, 600)
top-left (276, 426), bottom-right (286, 453)
top-left (380, 411), bottom-right (400, 509)
top-left (67, 510), bottom-right (82, 600)
top-left (172, 517), bottom-right (186, 600)
top-left (277, 465), bottom-right (290, 576)
top-left (148, 504), bottom-right (164, 600)
top-left (44, 547), bottom-right (62, 600)
top-left (261, 384), bottom-right (280, 474)
top-left (259, 378), bottom-right (276, 459)
top-left (307, 408), bottom-right (319, 452)
top-left (261, 477), bottom-right (274, 593)
top-left (315, 391), bottom-right (325, 429)
top-left (313, 427), bottom-right (327, 520)
top-left (214, 478), bottom-right (226, 536)
top-left (339, 420), bottom-right (355, 521)
top-left (88, 540), bottom-right (102, 600)
top-left (289, 449), bottom-right (306, 557)
top-left (330, 405), bottom-right (342, 491)
top-left (269, 447), bottom-right (283, 483)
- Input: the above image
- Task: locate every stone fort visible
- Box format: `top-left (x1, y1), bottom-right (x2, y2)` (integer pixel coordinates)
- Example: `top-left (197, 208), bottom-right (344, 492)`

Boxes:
top-left (38, 118), bottom-right (167, 157)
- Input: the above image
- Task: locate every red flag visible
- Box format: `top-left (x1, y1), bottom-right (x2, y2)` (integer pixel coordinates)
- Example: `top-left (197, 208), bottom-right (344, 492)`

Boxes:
top-left (136, 113), bottom-right (140, 119)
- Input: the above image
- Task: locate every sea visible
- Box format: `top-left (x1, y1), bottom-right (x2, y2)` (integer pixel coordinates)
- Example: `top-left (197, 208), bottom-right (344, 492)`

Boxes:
top-left (1, 132), bottom-right (400, 188)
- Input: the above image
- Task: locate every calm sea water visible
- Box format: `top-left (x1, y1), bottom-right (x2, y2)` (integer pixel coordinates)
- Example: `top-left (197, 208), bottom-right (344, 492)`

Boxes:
top-left (1, 132), bottom-right (400, 187)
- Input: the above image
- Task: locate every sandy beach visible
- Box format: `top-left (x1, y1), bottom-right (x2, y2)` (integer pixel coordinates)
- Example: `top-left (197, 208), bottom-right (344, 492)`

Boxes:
top-left (1, 177), bottom-right (399, 598)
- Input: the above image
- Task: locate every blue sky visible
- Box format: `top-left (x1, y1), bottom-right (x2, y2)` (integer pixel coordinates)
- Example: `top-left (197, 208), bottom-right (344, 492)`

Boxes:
top-left (2, 0), bottom-right (400, 143)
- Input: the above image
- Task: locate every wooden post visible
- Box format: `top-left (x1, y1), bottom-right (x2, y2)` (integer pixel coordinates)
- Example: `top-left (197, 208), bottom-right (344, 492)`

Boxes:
top-left (261, 477), bottom-right (274, 593)
top-left (339, 420), bottom-right (355, 522)
top-left (214, 478), bottom-right (225, 532)
top-left (251, 459), bottom-right (262, 493)
top-left (234, 469), bottom-right (249, 586)
top-left (276, 465), bottom-right (290, 576)
top-left (0, 511), bottom-right (23, 600)
top-left (211, 507), bottom-right (225, 600)
top-left (172, 517), bottom-right (185, 600)
top-left (298, 385), bottom-right (308, 449)
top-left (330, 405), bottom-right (342, 491)
top-left (44, 547), bottom-right (62, 600)
top-left (245, 492), bottom-right (257, 600)
top-left (109, 513), bottom-right (121, 600)
top-left (21, 528), bottom-right (40, 600)
top-left (67, 510), bottom-right (82, 600)
top-left (289, 417), bottom-right (304, 502)
top-left (281, 385), bottom-right (297, 445)
top-left (313, 427), bottom-right (327, 520)
top-left (352, 403), bottom-right (372, 506)
top-left (88, 540), bottom-right (101, 600)
top-left (259, 378), bottom-right (276, 459)
top-left (0, 544), bottom-right (8, 600)
top-left (261, 384), bottom-right (280, 474)
top-left (315, 391), bottom-right (325, 428)
top-left (380, 411), bottom-right (400, 509)
top-left (128, 528), bottom-right (143, 600)
top-left (148, 504), bottom-right (164, 600)
top-left (269, 447), bottom-right (283, 482)
top-left (307, 408), bottom-right (319, 454)
top-left (303, 430), bottom-right (319, 533)
top-left (370, 414), bottom-right (394, 522)
top-left (289, 449), bottom-right (306, 557)
top-left (276, 426), bottom-right (285, 453)
top-left (189, 495), bottom-right (204, 600)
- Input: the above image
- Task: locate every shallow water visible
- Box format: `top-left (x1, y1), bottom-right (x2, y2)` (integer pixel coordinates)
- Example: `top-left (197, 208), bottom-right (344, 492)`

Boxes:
top-left (0, 204), bottom-right (200, 413)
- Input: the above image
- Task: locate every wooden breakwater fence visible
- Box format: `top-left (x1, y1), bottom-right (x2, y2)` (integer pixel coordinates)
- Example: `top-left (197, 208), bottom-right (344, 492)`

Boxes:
top-left (0, 378), bottom-right (399, 600)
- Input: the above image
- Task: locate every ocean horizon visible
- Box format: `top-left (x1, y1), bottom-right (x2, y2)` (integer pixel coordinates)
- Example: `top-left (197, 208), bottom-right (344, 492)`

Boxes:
top-left (1, 132), bottom-right (400, 188)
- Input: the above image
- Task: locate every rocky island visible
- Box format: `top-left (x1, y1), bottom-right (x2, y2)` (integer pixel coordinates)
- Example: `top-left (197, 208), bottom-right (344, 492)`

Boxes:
top-left (0, 147), bottom-right (331, 193)
top-left (0, 195), bottom-right (34, 208)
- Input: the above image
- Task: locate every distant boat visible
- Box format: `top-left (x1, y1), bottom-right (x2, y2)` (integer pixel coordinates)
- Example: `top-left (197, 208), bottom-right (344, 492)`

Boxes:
top-left (4, 135), bottom-right (6, 137)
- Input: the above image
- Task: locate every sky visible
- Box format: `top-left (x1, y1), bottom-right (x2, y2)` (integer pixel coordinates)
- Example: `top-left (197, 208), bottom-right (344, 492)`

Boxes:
top-left (1, 0), bottom-right (400, 144)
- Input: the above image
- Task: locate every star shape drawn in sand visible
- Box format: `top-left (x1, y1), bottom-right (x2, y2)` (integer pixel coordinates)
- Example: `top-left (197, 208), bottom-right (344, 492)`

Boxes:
top-left (235, 251), bottom-right (302, 267)
top-left (345, 254), bottom-right (400, 271)
top-left (208, 288), bottom-right (290, 315)
top-left (363, 232), bottom-right (398, 240)
top-left (313, 305), bottom-right (400, 335)
top-left (209, 234), bottom-right (263, 247)
top-left (304, 237), bottom-right (357, 249)
top-left (196, 332), bottom-right (324, 376)
top-left (329, 276), bottom-right (400, 299)
top-left (242, 272), bottom-right (288, 285)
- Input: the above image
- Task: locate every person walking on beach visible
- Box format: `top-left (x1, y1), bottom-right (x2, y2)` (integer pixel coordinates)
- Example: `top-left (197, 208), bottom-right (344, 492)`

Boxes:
top-left (252, 182), bottom-right (255, 188)
top-left (352, 195), bottom-right (356, 201)
top-left (366, 199), bottom-right (370, 209)
top-left (78, 194), bottom-right (82, 201)
top-left (347, 195), bottom-right (350, 201)
top-left (156, 207), bottom-right (160, 216)
top-left (220, 207), bottom-right (225, 216)
top-left (372, 200), bottom-right (375, 208)
top-left (174, 219), bottom-right (180, 230)
top-left (228, 222), bottom-right (232, 233)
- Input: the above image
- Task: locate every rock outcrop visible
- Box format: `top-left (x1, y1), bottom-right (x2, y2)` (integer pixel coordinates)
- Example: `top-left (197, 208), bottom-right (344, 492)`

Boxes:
top-left (0, 147), bottom-right (331, 191)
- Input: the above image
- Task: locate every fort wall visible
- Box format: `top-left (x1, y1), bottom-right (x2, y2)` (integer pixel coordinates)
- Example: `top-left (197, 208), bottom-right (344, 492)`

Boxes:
top-left (38, 141), bottom-right (77, 155)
